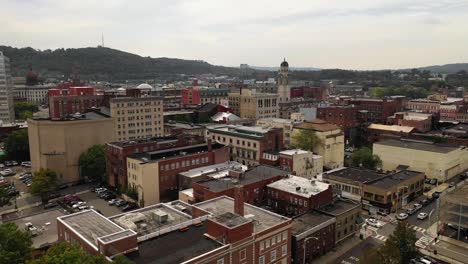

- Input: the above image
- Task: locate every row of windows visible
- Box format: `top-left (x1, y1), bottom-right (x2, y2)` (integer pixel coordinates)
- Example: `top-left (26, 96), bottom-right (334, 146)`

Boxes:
top-left (259, 231), bottom-right (288, 250)
top-left (258, 244), bottom-right (288, 264)
top-left (115, 101), bottom-right (161, 108)
top-left (213, 135), bottom-right (258, 148)
top-left (160, 157), bottom-right (210, 171)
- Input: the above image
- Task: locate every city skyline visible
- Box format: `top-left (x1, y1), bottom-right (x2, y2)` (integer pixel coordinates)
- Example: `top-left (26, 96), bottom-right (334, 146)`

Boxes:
top-left (1, 0), bottom-right (468, 70)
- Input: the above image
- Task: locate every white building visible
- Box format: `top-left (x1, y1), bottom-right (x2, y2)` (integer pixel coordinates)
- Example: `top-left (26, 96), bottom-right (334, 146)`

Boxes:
top-left (0, 52), bottom-right (15, 124)
top-left (13, 84), bottom-right (55, 105)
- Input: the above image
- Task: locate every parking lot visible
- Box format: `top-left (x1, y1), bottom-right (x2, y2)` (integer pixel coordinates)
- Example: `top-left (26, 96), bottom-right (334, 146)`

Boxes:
top-left (77, 191), bottom-right (123, 217)
top-left (10, 209), bottom-right (65, 248)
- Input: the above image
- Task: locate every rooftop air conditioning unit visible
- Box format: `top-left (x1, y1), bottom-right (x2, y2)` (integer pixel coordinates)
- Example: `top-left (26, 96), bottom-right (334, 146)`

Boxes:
top-left (152, 209), bottom-right (169, 223)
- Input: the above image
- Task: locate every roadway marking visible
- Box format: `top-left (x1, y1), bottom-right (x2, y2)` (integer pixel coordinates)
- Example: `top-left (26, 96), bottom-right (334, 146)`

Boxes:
top-left (374, 234), bottom-right (387, 242)
top-left (410, 225), bottom-right (426, 233)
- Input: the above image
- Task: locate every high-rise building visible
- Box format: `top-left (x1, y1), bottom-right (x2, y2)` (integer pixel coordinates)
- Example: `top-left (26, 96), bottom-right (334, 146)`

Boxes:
top-left (228, 88), bottom-right (279, 119)
top-left (109, 96), bottom-right (164, 141)
top-left (0, 52), bottom-right (15, 124)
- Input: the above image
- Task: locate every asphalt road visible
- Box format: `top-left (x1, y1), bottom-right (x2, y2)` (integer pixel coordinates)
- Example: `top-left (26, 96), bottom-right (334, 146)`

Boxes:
top-left (332, 237), bottom-right (381, 264)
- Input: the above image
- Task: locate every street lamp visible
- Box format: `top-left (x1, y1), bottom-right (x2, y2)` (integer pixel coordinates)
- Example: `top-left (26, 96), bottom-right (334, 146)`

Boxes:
top-left (303, 236), bottom-right (319, 264)
top-left (428, 208), bottom-right (435, 231)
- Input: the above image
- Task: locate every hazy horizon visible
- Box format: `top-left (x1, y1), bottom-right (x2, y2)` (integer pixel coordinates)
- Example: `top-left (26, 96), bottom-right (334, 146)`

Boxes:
top-left (1, 0), bottom-right (467, 70)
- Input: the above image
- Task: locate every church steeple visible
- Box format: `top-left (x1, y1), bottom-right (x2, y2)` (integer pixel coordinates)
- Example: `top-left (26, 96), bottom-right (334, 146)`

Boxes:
top-left (278, 58), bottom-right (290, 102)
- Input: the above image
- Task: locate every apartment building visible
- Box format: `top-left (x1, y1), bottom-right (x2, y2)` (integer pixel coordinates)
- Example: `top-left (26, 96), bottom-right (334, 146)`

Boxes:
top-left (106, 134), bottom-right (205, 188)
top-left (292, 119), bottom-right (344, 169)
top-left (373, 139), bottom-right (468, 182)
top-left (228, 88), bottom-right (279, 119)
top-left (0, 52), bottom-right (15, 123)
top-left (207, 125), bottom-right (284, 167)
top-left (126, 141), bottom-right (228, 205)
top-left (256, 118), bottom-right (300, 147)
top-left (278, 149), bottom-right (323, 178)
top-left (266, 176), bottom-right (333, 216)
top-left (110, 96), bottom-right (164, 141)
top-left (181, 86), bottom-right (229, 107)
top-left (28, 112), bottom-right (115, 184)
top-left (338, 97), bottom-right (402, 123)
top-left (316, 199), bottom-right (361, 243)
top-left (407, 99), bottom-right (440, 114)
top-left (316, 105), bottom-right (360, 132)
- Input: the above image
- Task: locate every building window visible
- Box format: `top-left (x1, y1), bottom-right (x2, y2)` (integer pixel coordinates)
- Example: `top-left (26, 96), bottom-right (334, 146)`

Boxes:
top-left (271, 250), bottom-right (277, 261)
top-left (282, 231), bottom-right (288, 241)
top-left (259, 256), bottom-right (265, 264)
top-left (217, 259), bottom-right (224, 264)
top-left (260, 240), bottom-right (265, 250)
top-left (281, 244), bottom-right (287, 256)
top-left (239, 249), bottom-right (246, 260)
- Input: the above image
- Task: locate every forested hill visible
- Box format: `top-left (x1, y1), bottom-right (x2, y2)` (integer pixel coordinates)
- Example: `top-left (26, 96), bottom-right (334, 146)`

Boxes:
top-left (0, 46), bottom-right (274, 81)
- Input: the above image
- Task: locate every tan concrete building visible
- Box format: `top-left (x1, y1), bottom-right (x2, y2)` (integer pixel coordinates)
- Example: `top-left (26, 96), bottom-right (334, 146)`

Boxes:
top-left (373, 139), bottom-right (468, 182)
top-left (28, 113), bottom-right (115, 184)
top-left (292, 119), bottom-right (344, 169)
top-left (279, 149), bottom-right (323, 178)
top-left (110, 96), bottom-right (164, 141)
top-left (257, 118), bottom-right (300, 147)
top-left (228, 88), bottom-right (279, 119)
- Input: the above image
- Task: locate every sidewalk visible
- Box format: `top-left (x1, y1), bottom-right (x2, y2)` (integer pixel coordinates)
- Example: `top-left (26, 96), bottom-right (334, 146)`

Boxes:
top-left (311, 235), bottom-right (362, 264)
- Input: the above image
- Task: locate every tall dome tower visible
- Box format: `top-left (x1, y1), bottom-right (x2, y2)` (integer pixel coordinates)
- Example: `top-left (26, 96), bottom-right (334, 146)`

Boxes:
top-left (278, 58), bottom-right (290, 102)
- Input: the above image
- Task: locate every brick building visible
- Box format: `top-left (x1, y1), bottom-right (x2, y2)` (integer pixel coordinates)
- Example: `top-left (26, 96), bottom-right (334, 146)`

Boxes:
top-left (48, 86), bottom-right (104, 119)
top-left (126, 141), bottom-right (229, 205)
top-left (316, 199), bottom-right (361, 243)
top-left (181, 86), bottom-right (229, 107)
top-left (316, 105), bottom-right (360, 131)
top-left (339, 97), bottom-right (402, 123)
top-left (291, 211), bottom-right (336, 264)
top-left (278, 149), bottom-right (323, 178)
top-left (192, 165), bottom-right (289, 204)
top-left (386, 112), bottom-right (433, 132)
top-left (407, 99), bottom-right (440, 114)
top-left (367, 124), bottom-right (416, 143)
top-left (57, 197), bottom-right (292, 264)
top-left (266, 176), bottom-right (333, 216)
top-left (207, 125), bottom-right (284, 167)
top-left (106, 134), bottom-right (205, 188)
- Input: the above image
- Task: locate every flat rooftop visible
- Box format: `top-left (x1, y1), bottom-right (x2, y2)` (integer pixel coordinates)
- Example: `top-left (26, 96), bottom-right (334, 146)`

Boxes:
top-left (366, 170), bottom-right (424, 189)
top-left (129, 143), bottom-right (224, 162)
top-left (267, 176), bottom-right (330, 198)
top-left (209, 125), bottom-right (278, 138)
top-left (125, 222), bottom-right (221, 264)
top-left (291, 211), bottom-right (335, 236)
top-left (257, 117), bottom-right (296, 124)
top-left (109, 203), bottom-right (193, 237)
top-left (323, 167), bottom-right (385, 185)
top-left (178, 161), bottom-right (247, 179)
top-left (165, 122), bottom-right (204, 129)
top-left (375, 139), bottom-right (459, 153)
top-left (294, 119), bottom-right (340, 132)
top-left (280, 149), bottom-right (320, 157)
top-left (196, 165), bottom-right (289, 193)
top-left (316, 199), bottom-right (361, 216)
top-left (195, 196), bottom-right (290, 233)
top-left (108, 136), bottom-right (179, 147)
top-left (368, 124), bottom-right (415, 133)
top-left (58, 210), bottom-right (130, 248)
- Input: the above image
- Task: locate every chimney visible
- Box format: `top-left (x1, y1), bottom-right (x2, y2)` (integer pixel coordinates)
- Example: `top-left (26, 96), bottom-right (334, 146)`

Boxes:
top-left (234, 185), bottom-right (244, 216)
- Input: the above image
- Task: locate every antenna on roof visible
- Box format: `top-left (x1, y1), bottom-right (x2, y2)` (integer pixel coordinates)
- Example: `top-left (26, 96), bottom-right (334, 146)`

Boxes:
top-left (101, 33), bottom-right (105, 47)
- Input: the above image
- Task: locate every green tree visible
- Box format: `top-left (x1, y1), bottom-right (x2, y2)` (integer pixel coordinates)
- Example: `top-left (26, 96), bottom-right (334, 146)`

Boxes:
top-left (27, 243), bottom-right (109, 264)
top-left (0, 185), bottom-right (14, 207)
top-left (79, 145), bottom-right (106, 182)
top-left (351, 147), bottom-right (382, 169)
top-left (14, 102), bottom-right (39, 119)
top-left (0, 222), bottom-right (32, 264)
top-left (291, 130), bottom-right (321, 152)
top-left (4, 129), bottom-right (30, 161)
top-left (30, 168), bottom-right (58, 203)
top-left (379, 221), bottom-right (418, 264)
top-left (20, 110), bottom-right (33, 120)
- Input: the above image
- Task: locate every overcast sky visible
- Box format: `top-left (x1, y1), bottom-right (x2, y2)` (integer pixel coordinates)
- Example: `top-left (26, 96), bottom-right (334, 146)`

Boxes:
top-left (1, 0), bottom-right (467, 70)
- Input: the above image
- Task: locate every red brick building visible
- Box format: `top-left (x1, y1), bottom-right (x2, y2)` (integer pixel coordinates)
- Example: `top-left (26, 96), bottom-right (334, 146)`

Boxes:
top-left (192, 165), bottom-right (289, 204)
top-left (339, 97), bottom-right (402, 124)
top-left (48, 86), bottom-right (104, 119)
top-left (317, 105), bottom-right (360, 131)
top-left (106, 134), bottom-right (205, 188)
top-left (266, 176), bottom-right (334, 216)
top-left (386, 112), bottom-right (433, 132)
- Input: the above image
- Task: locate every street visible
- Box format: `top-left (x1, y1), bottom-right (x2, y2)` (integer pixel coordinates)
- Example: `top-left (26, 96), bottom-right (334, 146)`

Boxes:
top-left (332, 237), bottom-right (381, 264)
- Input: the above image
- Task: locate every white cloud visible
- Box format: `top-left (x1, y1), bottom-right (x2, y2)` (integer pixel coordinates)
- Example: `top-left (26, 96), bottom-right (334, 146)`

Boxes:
top-left (0, 0), bottom-right (467, 69)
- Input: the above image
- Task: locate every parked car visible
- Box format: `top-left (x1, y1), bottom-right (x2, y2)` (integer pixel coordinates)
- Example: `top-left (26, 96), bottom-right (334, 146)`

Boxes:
top-left (121, 203), bottom-right (137, 212)
top-left (104, 193), bottom-right (116, 201)
top-left (24, 222), bottom-right (38, 236)
top-left (413, 203), bottom-right (422, 211)
top-left (11, 161), bottom-right (18, 166)
top-left (49, 193), bottom-right (61, 199)
top-left (424, 178), bottom-right (431, 184)
top-left (420, 256), bottom-right (438, 264)
top-left (421, 199), bottom-right (430, 206)
top-left (21, 161), bottom-right (31, 167)
top-left (432, 192), bottom-right (441, 199)
top-left (417, 212), bottom-right (428, 220)
top-left (406, 208), bottom-right (417, 215)
top-left (108, 198), bottom-right (119, 205)
top-left (4, 161), bottom-right (12, 167)
top-left (115, 200), bottom-right (128, 207)
top-left (410, 259), bottom-right (426, 264)
top-left (396, 213), bottom-right (409, 220)
top-left (44, 202), bottom-right (58, 209)
top-left (78, 205), bottom-right (89, 210)
top-left (366, 218), bottom-right (382, 228)
top-left (429, 179), bottom-right (438, 185)
top-left (72, 202), bottom-right (86, 209)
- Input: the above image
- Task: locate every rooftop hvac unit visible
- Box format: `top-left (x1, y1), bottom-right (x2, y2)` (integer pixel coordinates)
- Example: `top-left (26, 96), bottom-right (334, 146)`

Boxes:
top-left (174, 204), bottom-right (186, 212)
top-left (152, 209), bottom-right (169, 223)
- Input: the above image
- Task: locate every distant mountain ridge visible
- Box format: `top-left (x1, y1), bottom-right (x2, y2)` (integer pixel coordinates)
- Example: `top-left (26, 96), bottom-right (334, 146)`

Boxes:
top-left (413, 63), bottom-right (468, 74)
top-left (250, 66), bottom-right (321, 71)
